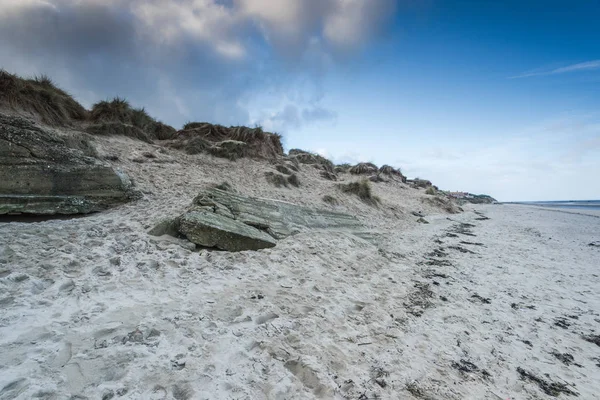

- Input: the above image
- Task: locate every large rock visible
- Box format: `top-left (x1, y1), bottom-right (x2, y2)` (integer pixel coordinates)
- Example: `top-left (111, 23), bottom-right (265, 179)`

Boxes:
top-left (179, 210), bottom-right (277, 251)
top-left (155, 188), bottom-right (364, 251)
top-left (192, 188), bottom-right (363, 239)
top-left (0, 114), bottom-right (136, 215)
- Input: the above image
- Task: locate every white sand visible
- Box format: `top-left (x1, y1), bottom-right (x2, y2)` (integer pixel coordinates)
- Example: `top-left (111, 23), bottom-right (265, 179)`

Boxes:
top-left (1, 137), bottom-right (599, 399)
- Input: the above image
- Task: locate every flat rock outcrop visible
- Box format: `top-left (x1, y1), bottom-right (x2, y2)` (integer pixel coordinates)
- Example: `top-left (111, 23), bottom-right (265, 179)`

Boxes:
top-left (0, 114), bottom-right (136, 215)
top-left (152, 188), bottom-right (365, 251)
top-left (179, 210), bottom-right (277, 251)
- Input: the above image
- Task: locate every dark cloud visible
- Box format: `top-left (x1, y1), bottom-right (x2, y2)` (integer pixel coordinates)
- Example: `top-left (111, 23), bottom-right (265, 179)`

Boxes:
top-left (0, 0), bottom-right (396, 129)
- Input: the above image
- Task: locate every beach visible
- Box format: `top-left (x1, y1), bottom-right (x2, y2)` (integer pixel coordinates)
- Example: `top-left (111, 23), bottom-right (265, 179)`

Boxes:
top-left (2, 188), bottom-right (599, 399)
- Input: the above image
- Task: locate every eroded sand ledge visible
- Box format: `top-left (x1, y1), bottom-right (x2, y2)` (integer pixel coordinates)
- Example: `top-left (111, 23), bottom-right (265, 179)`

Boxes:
top-left (1, 204), bottom-right (599, 399)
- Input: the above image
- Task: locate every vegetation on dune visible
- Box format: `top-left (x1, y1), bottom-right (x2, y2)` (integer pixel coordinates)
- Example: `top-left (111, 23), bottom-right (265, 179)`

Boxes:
top-left (265, 172), bottom-right (289, 187)
top-left (338, 179), bottom-right (380, 206)
top-left (334, 163), bottom-right (352, 173)
top-left (288, 149), bottom-right (335, 173)
top-left (180, 122), bottom-right (284, 159)
top-left (89, 97), bottom-right (176, 142)
top-left (379, 164), bottom-right (407, 182)
top-left (349, 162), bottom-right (379, 175)
top-left (0, 69), bottom-right (87, 125)
top-left (412, 178), bottom-right (433, 189)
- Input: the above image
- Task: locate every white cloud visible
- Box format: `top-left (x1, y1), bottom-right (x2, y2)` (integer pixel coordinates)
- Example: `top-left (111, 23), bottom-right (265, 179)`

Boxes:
top-left (511, 59), bottom-right (600, 79)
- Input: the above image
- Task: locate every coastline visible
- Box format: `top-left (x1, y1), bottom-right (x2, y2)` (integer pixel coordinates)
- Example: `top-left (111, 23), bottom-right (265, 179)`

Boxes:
top-left (501, 203), bottom-right (600, 218)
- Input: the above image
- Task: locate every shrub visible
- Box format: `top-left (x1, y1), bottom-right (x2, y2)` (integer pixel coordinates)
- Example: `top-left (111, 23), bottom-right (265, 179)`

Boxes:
top-left (425, 187), bottom-right (436, 195)
top-left (0, 69), bottom-right (87, 125)
top-left (338, 179), bottom-right (380, 206)
top-left (265, 172), bottom-right (289, 187)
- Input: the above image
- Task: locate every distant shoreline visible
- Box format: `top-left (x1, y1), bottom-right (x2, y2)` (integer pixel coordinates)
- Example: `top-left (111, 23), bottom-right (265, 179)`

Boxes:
top-left (501, 203), bottom-right (600, 218)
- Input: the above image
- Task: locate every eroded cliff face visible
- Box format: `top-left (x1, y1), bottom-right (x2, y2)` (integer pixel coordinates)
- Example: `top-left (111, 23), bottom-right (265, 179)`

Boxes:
top-left (0, 114), bottom-right (137, 215)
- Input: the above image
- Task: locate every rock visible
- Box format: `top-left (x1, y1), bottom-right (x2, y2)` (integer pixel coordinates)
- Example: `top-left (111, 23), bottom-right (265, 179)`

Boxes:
top-left (148, 217), bottom-right (181, 237)
top-left (0, 114), bottom-right (137, 215)
top-left (157, 188), bottom-right (364, 251)
top-left (179, 209), bottom-right (277, 251)
top-left (192, 188), bottom-right (363, 239)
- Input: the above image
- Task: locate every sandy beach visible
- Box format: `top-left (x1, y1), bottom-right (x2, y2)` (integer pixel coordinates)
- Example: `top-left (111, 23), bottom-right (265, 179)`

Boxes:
top-left (2, 180), bottom-right (599, 399)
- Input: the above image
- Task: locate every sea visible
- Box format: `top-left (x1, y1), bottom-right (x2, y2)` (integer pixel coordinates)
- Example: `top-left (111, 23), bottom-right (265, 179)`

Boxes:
top-left (506, 200), bottom-right (600, 211)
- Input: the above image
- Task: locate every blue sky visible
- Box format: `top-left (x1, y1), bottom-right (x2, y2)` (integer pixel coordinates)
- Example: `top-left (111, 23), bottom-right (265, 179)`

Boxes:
top-left (1, 0), bottom-right (598, 201)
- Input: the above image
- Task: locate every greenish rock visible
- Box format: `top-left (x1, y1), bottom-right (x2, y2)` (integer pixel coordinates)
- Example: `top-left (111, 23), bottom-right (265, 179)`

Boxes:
top-left (155, 188), bottom-right (366, 251)
top-left (193, 188), bottom-right (363, 239)
top-left (0, 114), bottom-right (137, 215)
top-left (179, 209), bottom-right (277, 251)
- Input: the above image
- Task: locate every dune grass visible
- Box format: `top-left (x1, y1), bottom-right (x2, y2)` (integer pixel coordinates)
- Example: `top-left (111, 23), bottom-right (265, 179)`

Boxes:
top-left (338, 179), bottom-right (380, 206)
top-left (349, 162), bottom-right (379, 175)
top-left (0, 69), bottom-right (87, 125)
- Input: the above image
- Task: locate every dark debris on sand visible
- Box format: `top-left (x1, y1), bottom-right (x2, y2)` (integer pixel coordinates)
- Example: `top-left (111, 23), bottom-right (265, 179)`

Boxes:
top-left (554, 317), bottom-right (571, 329)
top-left (516, 367), bottom-right (579, 397)
top-left (551, 352), bottom-right (581, 367)
top-left (447, 245), bottom-right (476, 254)
top-left (470, 293), bottom-right (492, 304)
top-left (582, 334), bottom-right (600, 347)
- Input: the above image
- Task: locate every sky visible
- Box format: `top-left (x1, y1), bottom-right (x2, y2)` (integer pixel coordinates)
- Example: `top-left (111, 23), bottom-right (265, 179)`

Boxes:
top-left (0, 0), bottom-right (599, 201)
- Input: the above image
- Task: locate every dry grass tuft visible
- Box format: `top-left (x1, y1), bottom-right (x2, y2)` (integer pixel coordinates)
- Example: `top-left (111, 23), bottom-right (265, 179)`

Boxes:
top-left (89, 97), bottom-right (176, 142)
top-left (288, 149), bottom-right (335, 173)
top-left (379, 165), bottom-right (407, 182)
top-left (412, 178), bottom-right (433, 188)
top-left (180, 122), bottom-right (283, 159)
top-left (86, 121), bottom-right (152, 143)
top-left (349, 162), bottom-right (378, 175)
top-left (338, 179), bottom-right (380, 206)
top-left (265, 172), bottom-right (289, 187)
top-left (0, 69), bottom-right (87, 125)
top-left (334, 163), bottom-right (352, 173)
